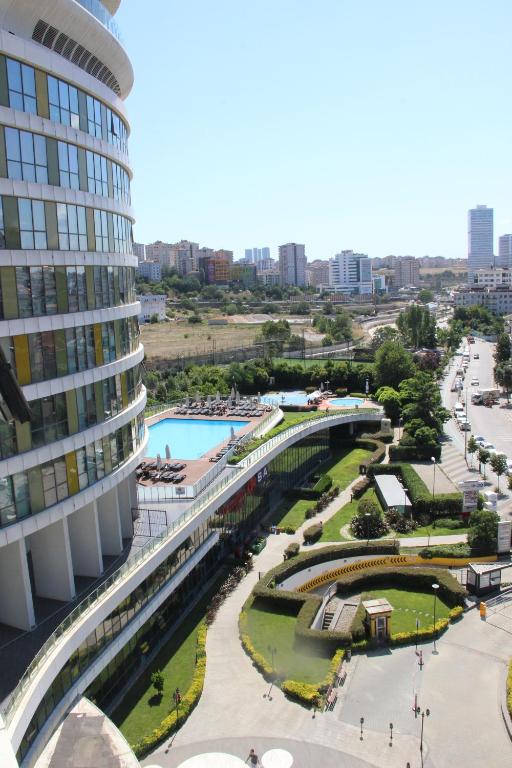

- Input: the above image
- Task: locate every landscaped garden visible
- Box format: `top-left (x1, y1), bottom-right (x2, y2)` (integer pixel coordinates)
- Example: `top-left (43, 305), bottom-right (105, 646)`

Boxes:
top-left (357, 587), bottom-right (451, 633)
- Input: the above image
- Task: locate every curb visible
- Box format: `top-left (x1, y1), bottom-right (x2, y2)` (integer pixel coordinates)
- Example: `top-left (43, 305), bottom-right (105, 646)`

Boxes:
top-left (501, 665), bottom-right (512, 741)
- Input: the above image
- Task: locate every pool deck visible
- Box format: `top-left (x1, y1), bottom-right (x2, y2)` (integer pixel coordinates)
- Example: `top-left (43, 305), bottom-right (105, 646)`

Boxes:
top-left (139, 408), bottom-right (266, 489)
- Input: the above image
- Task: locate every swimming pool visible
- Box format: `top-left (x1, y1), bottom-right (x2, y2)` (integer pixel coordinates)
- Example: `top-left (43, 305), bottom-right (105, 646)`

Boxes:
top-left (329, 397), bottom-right (365, 408)
top-left (146, 418), bottom-right (249, 460)
top-left (261, 391), bottom-right (310, 406)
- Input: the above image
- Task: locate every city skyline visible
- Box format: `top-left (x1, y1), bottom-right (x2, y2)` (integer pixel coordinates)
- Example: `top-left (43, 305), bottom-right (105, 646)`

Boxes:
top-left (117, 0), bottom-right (512, 261)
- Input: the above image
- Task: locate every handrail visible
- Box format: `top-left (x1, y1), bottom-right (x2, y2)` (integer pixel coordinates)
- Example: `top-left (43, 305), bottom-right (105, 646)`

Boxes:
top-left (2, 405), bottom-right (381, 725)
top-left (75, 0), bottom-right (123, 41)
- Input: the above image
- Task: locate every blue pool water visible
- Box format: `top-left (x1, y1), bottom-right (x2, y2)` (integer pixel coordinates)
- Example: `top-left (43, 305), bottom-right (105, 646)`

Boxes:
top-left (147, 418), bottom-right (249, 460)
top-left (329, 397), bottom-right (365, 408)
top-left (261, 391), bottom-right (310, 406)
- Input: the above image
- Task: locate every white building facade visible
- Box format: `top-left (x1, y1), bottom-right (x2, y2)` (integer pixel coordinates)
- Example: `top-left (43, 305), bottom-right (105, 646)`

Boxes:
top-left (137, 260), bottom-right (161, 282)
top-left (137, 293), bottom-right (167, 322)
top-left (329, 250), bottom-right (373, 294)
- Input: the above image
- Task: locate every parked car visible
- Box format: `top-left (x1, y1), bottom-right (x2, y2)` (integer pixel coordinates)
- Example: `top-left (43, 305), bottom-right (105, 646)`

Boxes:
top-left (471, 378), bottom-right (479, 386)
top-left (459, 420), bottom-right (471, 431)
top-left (483, 442), bottom-right (495, 451)
top-left (474, 435), bottom-right (486, 446)
top-left (474, 352), bottom-right (479, 359)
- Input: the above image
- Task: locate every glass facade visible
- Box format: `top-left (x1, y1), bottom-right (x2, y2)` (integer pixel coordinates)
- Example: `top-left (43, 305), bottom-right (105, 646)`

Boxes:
top-left (0, 195), bottom-right (132, 254)
top-left (1, 56), bottom-right (129, 154)
top-left (0, 265), bottom-right (135, 321)
top-left (4, 315), bottom-right (140, 386)
top-left (0, 364), bottom-right (142, 461)
top-left (0, 413), bottom-right (144, 527)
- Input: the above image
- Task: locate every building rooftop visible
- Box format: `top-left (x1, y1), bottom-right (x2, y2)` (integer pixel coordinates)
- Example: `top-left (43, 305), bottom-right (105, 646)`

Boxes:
top-left (374, 474), bottom-right (412, 509)
top-left (362, 598), bottom-right (393, 616)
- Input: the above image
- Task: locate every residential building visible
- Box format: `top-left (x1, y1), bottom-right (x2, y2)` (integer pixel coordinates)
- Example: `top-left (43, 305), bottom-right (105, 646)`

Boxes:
top-left (145, 241), bottom-right (178, 270)
top-left (137, 260), bottom-right (162, 283)
top-left (257, 257), bottom-right (276, 271)
top-left (0, 0), bottom-right (147, 763)
top-left (468, 205), bottom-right (494, 274)
top-left (307, 260), bottom-right (330, 288)
top-left (329, 251), bottom-right (373, 294)
top-left (392, 256), bottom-right (420, 288)
top-left (498, 235), bottom-right (512, 269)
top-left (257, 267), bottom-right (281, 286)
top-left (453, 286), bottom-right (512, 315)
top-left (278, 243), bottom-right (306, 287)
top-left (230, 263), bottom-right (258, 287)
top-left (372, 274), bottom-right (387, 292)
top-left (132, 242), bottom-right (146, 262)
top-left (469, 268), bottom-right (512, 288)
top-left (245, 247), bottom-right (270, 263)
top-left (137, 294), bottom-right (167, 322)
top-left (174, 240), bottom-right (200, 275)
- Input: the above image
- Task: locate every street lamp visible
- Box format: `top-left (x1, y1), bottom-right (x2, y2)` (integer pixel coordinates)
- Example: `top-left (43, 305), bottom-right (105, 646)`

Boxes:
top-left (359, 716), bottom-right (364, 741)
top-left (464, 386), bottom-right (469, 463)
top-left (419, 707), bottom-right (430, 765)
top-left (365, 512), bottom-right (371, 544)
top-left (403, 486), bottom-right (411, 521)
top-left (432, 583), bottom-right (439, 652)
top-left (431, 457), bottom-right (436, 502)
top-left (398, 415), bottom-right (402, 441)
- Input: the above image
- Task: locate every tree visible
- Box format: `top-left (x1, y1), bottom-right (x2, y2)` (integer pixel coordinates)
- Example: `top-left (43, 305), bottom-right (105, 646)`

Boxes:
top-left (494, 363), bottom-right (512, 397)
top-left (323, 302), bottom-right (334, 315)
top-left (467, 509), bottom-right (499, 554)
top-left (494, 333), bottom-right (511, 364)
top-left (418, 289), bottom-right (434, 304)
top-left (399, 371), bottom-right (450, 434)
top-left (150, 313), bottom-right (159, 324)
top-left (151, 670), bottom-right (164, 696)
top-left (369, 326), bottom-right (399, 352)
top-left (467, 436), bottom-right (478, 468)
top-left (374, 341), bottom-right (415, 390)
top-left (375, 386), bottom-right (401, 421)
top-left (350, 498), bottom-right (389, 539)
top-left (490, 454), bottom-right (508, 492)
top-left (396, 304), bottom-right (437, 348)
top-left (294, 301), bottom-right (310, 315)
top-left (477, 448), bottom-right (490, 479)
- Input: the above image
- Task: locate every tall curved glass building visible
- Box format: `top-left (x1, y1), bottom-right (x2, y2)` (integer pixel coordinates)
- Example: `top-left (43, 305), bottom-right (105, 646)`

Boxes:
top-left (0, 0), bottom-right (146, 760)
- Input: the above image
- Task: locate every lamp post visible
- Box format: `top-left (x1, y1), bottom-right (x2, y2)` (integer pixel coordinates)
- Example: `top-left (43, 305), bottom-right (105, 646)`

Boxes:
top-left (389, 722), bottom-right (393, 746)
top-left (398, 416), bottom-right (402, 441)
top-left (419, 707), bottom-right (430, 766)
top-left (431, 456), bottom-right (436, 503)
top-left (464, 387), bottom-right (469, 463)
top-left (403, 486), bottom-right (410, 521)
top-left (360, 716), bottom-right (364, 741)
top-left (432, 583), bottom-right (439, 652)
top-left (365, 512), bottom-right (371, 544)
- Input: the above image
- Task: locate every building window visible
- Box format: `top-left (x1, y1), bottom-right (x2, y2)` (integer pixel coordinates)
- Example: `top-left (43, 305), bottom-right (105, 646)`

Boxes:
top-left (86, 151), bottom-right (108, 197)
top-left (6, 59), bottom-right (36, 114)
top-left (48, 76), bottom-right (80, 129)
top-left (58, 142), bottom-right (79, 190)
top-left (5, 128), bottom-right (48, 184)
top-left (57, 204), bottom-right (87, 251)
top-left (94, 209), bottom-right (109, 252)
top-left (86, 95), bottom-right (103, 139)
top-left (18, 199), bottom-right (47, 249)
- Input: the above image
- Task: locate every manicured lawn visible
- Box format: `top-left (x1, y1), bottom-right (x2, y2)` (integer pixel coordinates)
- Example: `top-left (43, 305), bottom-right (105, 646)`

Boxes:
top-left (268, 499), bottom-right (313, 529)
top-left (113, 574), bottom-right (226, 746)
top-left (396, 522), bottom-right (469, 539)
top-left (321, 447), bottom-right (372, 489)
top-left (245, 600), bottom-right (331, 684)
top-left (320, 488), bottom-right (380, 542)
top-left (359, 587), bottom-right (451, 633)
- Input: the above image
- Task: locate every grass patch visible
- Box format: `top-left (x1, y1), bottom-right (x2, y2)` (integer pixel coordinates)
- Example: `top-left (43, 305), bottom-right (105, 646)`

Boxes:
top-left (396, 522), bottom-right (469, 539)
top-left (321, 447), bottom-right (372, 489)
top-left (245, 600), bottom-right (331, 684)
top-left (320, 488), bottom-right (380, 542)
top-left (113, 575), bottom-right (225, 746)
top-left (359, 587), bottom-right (451, 633)
top-left (268, 499), bottom-right (313, 529)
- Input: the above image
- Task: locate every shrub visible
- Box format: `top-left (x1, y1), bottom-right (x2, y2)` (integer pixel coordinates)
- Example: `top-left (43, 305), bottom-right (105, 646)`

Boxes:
top-left (283, 525), bottom-right (296, 535)
top-left (305, 386), bottom-right (316, 394)
top-left (282, 680), bottom-right (321, 706)
top-left (303, 523), bottom-right (323, 544)
top-left (350, 392), bottom-right (367, 398)
top-left (350, 500), bottom-right (388, 539)
top-left (418, 543), bottom-right (471, 558)
top-left (313, 474), bottom-right (333, 494)
top-left (390, 618), bottom-right (449, 646)
top-left (389, 444), bottom-right (442, 461)
top-left (284, 542), bottom-right (300, 559)
top-left (352, 477), bottom-right (371, 499)
top-left (449, 606), bottom-right (464, 621)
top-left (335, 388), bottom-right (348, 396)
top-left (434, 517), bottom-right (466, 530)
top-left (361, 430), bottom-right (394, 444)
top-left (385, 507), bottom-right (418, 534)
top-left (305, 508), bottom-right (316, 520)
top-left (151, 670), bottom-right (164, 695)
top-left (467, 509), bottom-right (499, 554)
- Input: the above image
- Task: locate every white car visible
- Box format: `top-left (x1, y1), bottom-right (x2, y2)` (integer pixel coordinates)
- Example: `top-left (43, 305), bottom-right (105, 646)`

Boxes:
top-left (474, 435), bottom-right (485, 446)
top-left (459, 421), bottom-right (471, 431)
top-left (471, 378), bottom-right (479, 386)
top-left (474, 353), bottom-right (479, 359)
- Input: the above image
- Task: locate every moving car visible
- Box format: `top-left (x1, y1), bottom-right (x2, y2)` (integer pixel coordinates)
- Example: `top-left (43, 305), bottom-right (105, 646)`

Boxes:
top-left (459, 420), bottom-right (471, 431)
top-left (474, 352), bottom-right (479, 359)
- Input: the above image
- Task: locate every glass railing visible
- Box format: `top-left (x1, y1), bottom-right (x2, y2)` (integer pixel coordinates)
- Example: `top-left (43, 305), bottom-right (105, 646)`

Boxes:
top-left (75, 0), bottom-right (123, 42)
top-left (2, 405), bottom-right (381, 725)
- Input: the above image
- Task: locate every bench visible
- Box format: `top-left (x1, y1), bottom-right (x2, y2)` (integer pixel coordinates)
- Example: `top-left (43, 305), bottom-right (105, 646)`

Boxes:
top-left (324, 686), bottom-right (338, 711)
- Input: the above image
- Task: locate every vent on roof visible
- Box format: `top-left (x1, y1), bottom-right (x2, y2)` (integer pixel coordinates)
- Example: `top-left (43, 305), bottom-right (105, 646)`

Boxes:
top-left (31, 19), bottom-right (121, 95)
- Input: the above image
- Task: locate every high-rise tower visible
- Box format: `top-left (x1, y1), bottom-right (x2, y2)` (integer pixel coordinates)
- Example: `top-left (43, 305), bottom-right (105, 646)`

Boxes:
top-left (468, 205), bottom-right (494, 275)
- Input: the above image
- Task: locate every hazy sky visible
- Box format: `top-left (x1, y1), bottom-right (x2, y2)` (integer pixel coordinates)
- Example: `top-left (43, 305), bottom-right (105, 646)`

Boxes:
top-left (117, 0), bottom-right (512, 261)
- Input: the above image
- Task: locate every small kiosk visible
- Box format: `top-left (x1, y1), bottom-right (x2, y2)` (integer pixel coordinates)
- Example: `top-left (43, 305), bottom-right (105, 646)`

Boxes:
top-left (466, 562), bottom-right (508, 596)
top-left (363, 598), bottom-right (394, 641)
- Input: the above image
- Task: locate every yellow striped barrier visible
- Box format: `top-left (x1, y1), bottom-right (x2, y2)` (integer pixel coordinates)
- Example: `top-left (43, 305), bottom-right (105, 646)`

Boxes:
top-left (296, 553), bottom-right (498, 592)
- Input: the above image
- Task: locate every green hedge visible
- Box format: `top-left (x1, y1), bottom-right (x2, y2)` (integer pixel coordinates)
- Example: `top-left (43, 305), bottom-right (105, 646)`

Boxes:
top-left (303, 523), bottom-right (323, 544)
top-left (335, 566), bottom-right (466, 607)
top-left (369, 463), bottom-right (462, 517)
top-left (361, 430), bottom-right (394, 444)
top-left (389, 444), bottom-right (442, 461)
top-left (313, 473), bottom-right (333, 494)
top-left (418, 543), bottom-right (472, 558)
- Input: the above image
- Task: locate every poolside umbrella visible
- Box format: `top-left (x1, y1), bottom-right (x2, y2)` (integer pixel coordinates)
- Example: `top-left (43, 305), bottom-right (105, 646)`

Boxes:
top-left (156, 454), bottom-right (162, 469)
top-left (184, 394), bottom-right (189, 407)
top-left (196, 391), bottom-right (201, 403)
top-left (257, 392), bottom-right (261, 403)
top-left (207, 394), bottom-right (212, 406)
top-left (236, 391), bottom-right (240, 404)
top-left (165, 444), bottom-right (171, 459)
top-left (227, 396), bottom-right (232, 407)
top-left (230, 426), bottom-right (235, 439)
top-left (231, 386), bottom-right (236, 399)
top-left (320, 382), bottom-right (324, 391)
top-left (216, 391), bottom-right (221, 402)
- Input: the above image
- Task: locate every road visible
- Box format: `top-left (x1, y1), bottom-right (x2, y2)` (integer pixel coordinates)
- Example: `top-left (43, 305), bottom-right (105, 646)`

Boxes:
top-left (440, 336), bottom-right (512, 516)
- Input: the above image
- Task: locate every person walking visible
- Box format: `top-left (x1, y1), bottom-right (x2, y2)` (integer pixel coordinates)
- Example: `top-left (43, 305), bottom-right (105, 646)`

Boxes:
top-left (246, 747), bottom-right (261, 766)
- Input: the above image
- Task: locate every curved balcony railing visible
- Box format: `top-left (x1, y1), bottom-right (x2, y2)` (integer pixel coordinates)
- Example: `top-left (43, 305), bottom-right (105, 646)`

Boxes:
top-left (3, 406), bottom-right (381, 728)
top-left (75, 0), bottom-right (122, 42)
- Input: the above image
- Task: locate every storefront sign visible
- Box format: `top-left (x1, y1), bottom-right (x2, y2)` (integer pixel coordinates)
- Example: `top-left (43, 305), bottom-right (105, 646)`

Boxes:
top-left (497, 521), bottom-right (512, 555)
top-left (459, 480), bottom-right (480, 515)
